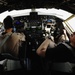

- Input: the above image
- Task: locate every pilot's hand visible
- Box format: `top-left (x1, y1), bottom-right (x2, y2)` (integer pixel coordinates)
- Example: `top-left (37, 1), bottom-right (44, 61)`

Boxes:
top-left (63, 29), bottom-right (67, 34)
top-left (47, 33), bottom-right (54, 42)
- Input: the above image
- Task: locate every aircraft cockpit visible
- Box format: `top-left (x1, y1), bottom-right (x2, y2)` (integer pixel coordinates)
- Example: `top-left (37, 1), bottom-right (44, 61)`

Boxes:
top-left (0, 8), bottom-right (75, 74)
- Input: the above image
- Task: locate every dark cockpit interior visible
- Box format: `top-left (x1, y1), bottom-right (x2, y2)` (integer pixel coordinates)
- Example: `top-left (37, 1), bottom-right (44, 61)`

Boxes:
top-left (0, 0), bottom-right (75, 75)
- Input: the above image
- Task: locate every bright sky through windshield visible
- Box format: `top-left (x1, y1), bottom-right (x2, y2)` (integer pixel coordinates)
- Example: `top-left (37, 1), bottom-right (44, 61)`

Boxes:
top-left (0, 8), bottom-right (73, 22)
top-left (0, 8), bottom-right (75, 33)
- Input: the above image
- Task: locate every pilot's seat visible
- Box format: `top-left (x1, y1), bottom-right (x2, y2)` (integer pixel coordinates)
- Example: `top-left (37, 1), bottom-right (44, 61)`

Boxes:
top-left (0, 41), bottom-right (27, 73)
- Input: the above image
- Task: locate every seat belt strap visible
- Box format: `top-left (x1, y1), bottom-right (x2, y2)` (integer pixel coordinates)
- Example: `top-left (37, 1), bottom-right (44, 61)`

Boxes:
top-left (0, 33), bottom-right (12, 53)
top-left (62, 42), bottom-right (75, 57)
top-left (62, 42), bottom-right (72, 50)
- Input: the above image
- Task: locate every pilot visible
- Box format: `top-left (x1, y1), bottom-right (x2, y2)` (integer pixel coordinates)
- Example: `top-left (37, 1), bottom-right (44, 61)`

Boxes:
top-left (36, 29), bottom-right (75, 75)
top-left (0, 15), bottom-right (26, 59)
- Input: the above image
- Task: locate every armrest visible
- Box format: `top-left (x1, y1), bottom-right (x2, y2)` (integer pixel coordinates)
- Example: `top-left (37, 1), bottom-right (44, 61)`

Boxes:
top-left (1, 53), bottom-right (19, 60)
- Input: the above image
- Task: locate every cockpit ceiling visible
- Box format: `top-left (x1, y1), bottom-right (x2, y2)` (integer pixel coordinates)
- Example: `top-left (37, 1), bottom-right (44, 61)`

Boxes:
top-left (0, 0), bottom-right (75, 14)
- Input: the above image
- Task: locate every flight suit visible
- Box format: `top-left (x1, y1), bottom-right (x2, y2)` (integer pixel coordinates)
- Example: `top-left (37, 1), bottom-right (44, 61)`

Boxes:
top-left (0, 32), bottom-right (25, 57)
